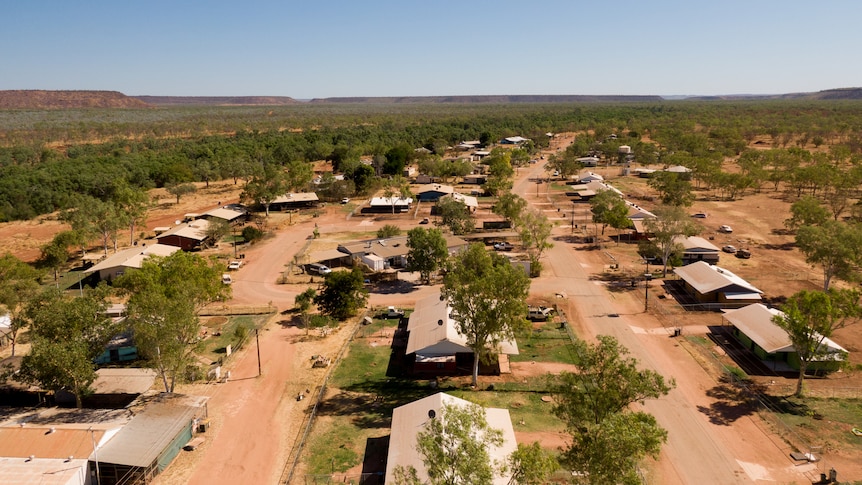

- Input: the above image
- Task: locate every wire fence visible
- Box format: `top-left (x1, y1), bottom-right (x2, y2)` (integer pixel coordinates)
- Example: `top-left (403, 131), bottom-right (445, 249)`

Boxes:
top-left (279, 312), bottom-right (367, 484)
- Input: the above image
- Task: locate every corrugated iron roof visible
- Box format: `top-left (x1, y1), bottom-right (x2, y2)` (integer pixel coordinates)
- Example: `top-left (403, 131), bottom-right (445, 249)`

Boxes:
top-left (97, 395), bottom-right (206, 468)
top-left (385, 393), bottom-right (517, 485)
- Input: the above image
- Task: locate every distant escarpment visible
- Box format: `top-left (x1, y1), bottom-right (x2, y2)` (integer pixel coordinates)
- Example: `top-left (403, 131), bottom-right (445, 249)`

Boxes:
top-left (133, 96), bottom-right (300, 106)
top-left (0, 90), bottom-right (151, 109)
top-left (309, 94), bottom-right (663, 104)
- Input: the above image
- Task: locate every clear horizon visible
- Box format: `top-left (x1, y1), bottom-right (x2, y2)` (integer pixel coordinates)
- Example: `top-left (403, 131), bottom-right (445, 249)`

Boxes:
top-left (3, 1), bottom-right (860, 99)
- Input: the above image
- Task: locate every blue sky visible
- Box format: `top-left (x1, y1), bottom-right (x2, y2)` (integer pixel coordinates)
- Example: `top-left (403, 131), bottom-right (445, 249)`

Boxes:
top-left (2, 1), bottom-right (859, 98)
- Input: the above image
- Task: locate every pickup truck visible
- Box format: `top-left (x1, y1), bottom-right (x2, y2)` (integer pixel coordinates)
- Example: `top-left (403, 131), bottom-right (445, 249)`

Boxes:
top-left (493, 242), bottom-right (514, 251)
top-left (384, 306), bottom-right (405, 318)
top-left (227, 260), bottom-right (242, 270)
top-left (527, 306), bottom-right (553, 321)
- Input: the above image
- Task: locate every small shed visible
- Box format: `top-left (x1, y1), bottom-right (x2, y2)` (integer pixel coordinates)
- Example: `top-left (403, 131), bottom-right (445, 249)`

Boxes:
top-left (95, 394), bottom-right (207, 485)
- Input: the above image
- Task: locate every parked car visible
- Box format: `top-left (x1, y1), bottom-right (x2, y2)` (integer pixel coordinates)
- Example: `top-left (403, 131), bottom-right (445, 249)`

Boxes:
top-left (384, 306), bottom-right (405, 318)
top-left (722, 245), bottom-right (737, 254)
top-left (493, 242), bottom-right (514, 251)
top-left (419, 217), bottom-right (430, 224)
top-left (307, 263), bottom-right (332, 275)
top-left (341, 198), bottom-right (350, 204)
top-left (527, 306), bottom-right (553, 321)
top-left (718, 225), bottom-right (733, 233)
top-left (221, 274), bottom-right (233, 285)
top-left (736, 248), bottom-right (751, 259)
top-left (691, 213), bottom-right (708, 218)
top-left (227, 260), bottom-right (242, 270)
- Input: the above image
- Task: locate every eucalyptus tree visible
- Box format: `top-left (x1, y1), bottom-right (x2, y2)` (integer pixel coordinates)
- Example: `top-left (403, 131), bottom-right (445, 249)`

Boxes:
top-left (442, 243), bottom-right (530, 387)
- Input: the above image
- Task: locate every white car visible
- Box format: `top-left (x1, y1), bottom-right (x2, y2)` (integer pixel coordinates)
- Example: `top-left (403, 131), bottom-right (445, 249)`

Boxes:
top-left (227, 260), bottom-right (242, 270)
top-left (493, 242), bottom-right (514, 251)
top-left (221, 274), bottom-right (233, 285)
top-left (719, 225), bottom-right (733, 233)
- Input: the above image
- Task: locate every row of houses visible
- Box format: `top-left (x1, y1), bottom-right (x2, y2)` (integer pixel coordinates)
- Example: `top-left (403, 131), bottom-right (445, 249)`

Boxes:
top-left (0, 370), bottom-right (208, 485)
top-left (308, 234), bottom-right (470, 272)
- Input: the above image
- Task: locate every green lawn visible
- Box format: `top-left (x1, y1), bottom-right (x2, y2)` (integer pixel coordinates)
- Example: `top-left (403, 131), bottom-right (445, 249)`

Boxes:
top-left (304, 316), bottom-right (573, 475)
top-left (198, 314), bottom-right (270, 363)
top-left (511, 322), bottom-right (578, 364)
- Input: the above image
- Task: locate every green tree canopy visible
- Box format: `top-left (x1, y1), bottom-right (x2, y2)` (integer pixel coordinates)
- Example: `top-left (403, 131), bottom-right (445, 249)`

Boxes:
top-left (415, 402), bottom-right (504, 485)
top-left (643, 205), bottom-right (701, 276)
top-left (19, 285), bottom-right (118, 408)
top-left (795, 220), bottom-right (862, 290)
top-left (492, 192), bottom-right (527, 225)
top-left (314, 267), bottom-right (369, 321)
top-left (115, 251), bottom-right (229, 392)
top-left (437, 197), bottom-right (475, 235)
top-left (0, 253), bottom-right (43, 356)
top-left (406, 227), bottom-right (449, 285)
top-left (551, 335), bottom-right (672, 485)
top-left (589, 189), bottom-right (630, 237)
top-left (773, 289), bottom-right (860, 396)
top-left (442, 243), bottom-right (530, 386)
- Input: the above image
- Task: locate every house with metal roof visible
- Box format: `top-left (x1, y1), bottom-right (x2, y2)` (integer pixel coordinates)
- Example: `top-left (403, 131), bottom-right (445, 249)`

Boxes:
top-left (440, 192), bottom-right (479, 212)
top-left (722, 303), bottom-right (847, 372)
top-left (0, 426), bottom-right (107, 485)
top-left (85, 244), bottom-right (180, 282)
top-left (338, 235), bottom-right (468, 271)
top-left (385, 392), bottom-right (517, 485)
top-left (155, 220), bottom-right (211, 251)
top-left (405, 293), bottom-right (518, 375)
top-left (95, 394), bottom-right (207, 485)
top-left (673, 261), bottom-right (762, 307)
top-left (269, 192), bottom-right (320, 211)
top-left (675, 236), bottom-right (720, 265)
top-left (416, 184), bottom-right (455, 202)
top-left (198, 207), bottom-right (246, 225)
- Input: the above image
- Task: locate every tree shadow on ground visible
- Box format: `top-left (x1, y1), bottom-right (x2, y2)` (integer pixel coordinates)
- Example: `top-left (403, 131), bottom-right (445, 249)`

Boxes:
top-left (316, 381), bottom-right (438, 429)
top-left (697, 375), bottom-right (762, 425)
top-left (370, 280), bottom-right (417, 295)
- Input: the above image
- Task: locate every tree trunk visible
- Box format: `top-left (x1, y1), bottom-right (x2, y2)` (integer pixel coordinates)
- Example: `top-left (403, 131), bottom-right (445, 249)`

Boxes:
top-left (795, 362), bottom-right (807, 397)
top-left (472, 356), bottom-right (479, 388)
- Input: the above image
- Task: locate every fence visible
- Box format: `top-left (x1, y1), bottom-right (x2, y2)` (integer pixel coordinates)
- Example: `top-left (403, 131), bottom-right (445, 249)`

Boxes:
top-left (199, 304), bottom-right (277, 316)
top-left (279, 312), bottom-right (368, 484)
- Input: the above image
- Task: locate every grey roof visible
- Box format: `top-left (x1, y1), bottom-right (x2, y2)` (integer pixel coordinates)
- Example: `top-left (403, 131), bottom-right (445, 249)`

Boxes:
top-left (675, 236), bottom-right (720, 253)
top-left (385, 393), bottom-right (517, 485)
top-left (90, 369), bottom-right (157, 395)
top-left (156, 220), bottom-right (210, 241)
top-left (200, 207), bottom-right (245, 222)
top-left (406, 293), bottom-right (518, 356)
top-left (97, 395), bottom-right (207, 468)
top-left (723, 304), bottom-right (847, 355)
top-left (272, 192), bottom-right (319, 204)
top-left (85, 244), bottom-right (179, 274)
top-left (673, 261), bottom-right (762, 295)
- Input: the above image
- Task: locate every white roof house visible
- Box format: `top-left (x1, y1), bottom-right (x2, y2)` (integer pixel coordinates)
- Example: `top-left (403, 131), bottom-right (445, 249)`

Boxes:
top-left (369, 197), bottom-right (413, 207)
top-left (443, 192), bottom-right (479, 211)
top-left (578, 171), bottom-right (605, 183)
top-left (385, 392), bottom-right (518, 485)
top-left (673, 261), bottom-right (762, 305)
top-left (85, 244), bottom-right (180, 281)
top-left (406, 293), bottom-right (518, 357)
top-left (723, 303), bottom-right (847, 359)
top-left (199, 207), bottom-right (245, 224)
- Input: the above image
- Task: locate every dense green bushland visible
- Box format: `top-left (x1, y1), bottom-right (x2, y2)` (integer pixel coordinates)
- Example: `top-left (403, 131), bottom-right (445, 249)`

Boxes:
top-left (2, 100), bottom-right (862, 222)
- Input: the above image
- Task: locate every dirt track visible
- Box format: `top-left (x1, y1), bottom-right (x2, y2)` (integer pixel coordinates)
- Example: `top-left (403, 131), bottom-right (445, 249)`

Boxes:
top-left (3, 136), bottom-right (858, 483)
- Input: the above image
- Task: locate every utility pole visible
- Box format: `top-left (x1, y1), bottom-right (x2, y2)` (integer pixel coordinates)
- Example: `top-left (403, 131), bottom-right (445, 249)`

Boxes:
top-left (255, 328), bottom-right (262, 377)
